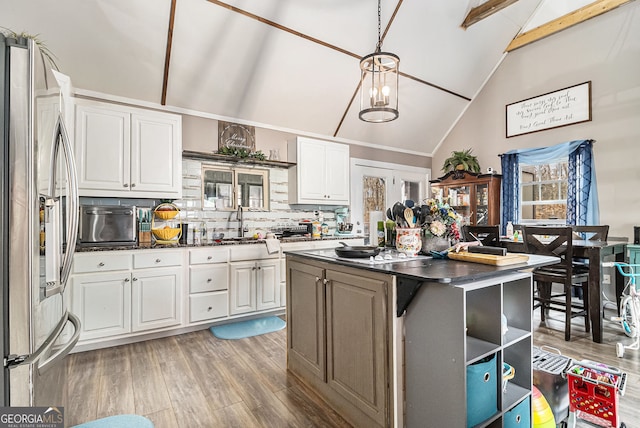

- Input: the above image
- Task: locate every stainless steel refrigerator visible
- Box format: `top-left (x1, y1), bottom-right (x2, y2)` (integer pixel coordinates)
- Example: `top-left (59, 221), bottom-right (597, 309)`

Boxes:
top-left (1, 34), bottom-right (81, 407)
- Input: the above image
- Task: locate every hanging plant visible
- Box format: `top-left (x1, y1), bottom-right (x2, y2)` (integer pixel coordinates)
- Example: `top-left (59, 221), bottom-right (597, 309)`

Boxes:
top-left (1, 27), bottom-right (59, 70)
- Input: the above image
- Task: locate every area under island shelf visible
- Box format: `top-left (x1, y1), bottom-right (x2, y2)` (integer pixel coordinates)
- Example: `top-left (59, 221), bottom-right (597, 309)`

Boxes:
top-left (284, 249), bottom-right (557, 428)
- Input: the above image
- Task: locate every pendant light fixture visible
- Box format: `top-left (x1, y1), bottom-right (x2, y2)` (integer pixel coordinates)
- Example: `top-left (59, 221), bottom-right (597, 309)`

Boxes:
top-left (359, 0), bottom-right (399, 123)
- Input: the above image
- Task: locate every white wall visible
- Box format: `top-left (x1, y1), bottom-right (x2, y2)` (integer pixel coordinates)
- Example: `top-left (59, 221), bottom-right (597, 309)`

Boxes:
top-left (434, 3), bottom-right (640, 240)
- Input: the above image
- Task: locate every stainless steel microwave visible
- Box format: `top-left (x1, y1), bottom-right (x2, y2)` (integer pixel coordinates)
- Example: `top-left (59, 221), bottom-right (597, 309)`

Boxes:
top-left (78, 205), bottom-right (136, 246)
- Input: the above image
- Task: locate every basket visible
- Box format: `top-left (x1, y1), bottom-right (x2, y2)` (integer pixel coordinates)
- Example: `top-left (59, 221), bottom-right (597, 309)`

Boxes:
top-left (155, 209), bottom-right (179, 220)
top-left (152, 227), bottom-right (181, 241)
top-left (154, 202), bottom-right (179, 220)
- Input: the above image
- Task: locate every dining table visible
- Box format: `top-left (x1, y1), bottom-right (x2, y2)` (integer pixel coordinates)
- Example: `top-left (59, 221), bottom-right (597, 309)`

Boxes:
top-left (501, 237), bottom-right (627, 343)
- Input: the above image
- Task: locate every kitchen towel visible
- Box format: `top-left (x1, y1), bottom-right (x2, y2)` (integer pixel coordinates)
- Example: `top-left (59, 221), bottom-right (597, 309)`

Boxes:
top-left (264, 237), bottom-right (280, 254)
top-left (210, 316), bottom-right (286, 340)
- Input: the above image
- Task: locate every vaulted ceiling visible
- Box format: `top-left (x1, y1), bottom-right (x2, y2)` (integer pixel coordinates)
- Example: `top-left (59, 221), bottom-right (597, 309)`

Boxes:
top-left (1, 0), bottom-right (626, 156)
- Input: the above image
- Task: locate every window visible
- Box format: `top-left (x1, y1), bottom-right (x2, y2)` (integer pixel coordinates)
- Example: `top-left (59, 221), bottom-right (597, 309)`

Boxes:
top-left (202, 165), bottom-right (269, 211)
top-left (519, 158), bottom-right (568, 223)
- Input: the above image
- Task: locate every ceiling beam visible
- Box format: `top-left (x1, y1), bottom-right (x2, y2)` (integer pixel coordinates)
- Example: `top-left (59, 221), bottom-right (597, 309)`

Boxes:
top-left (461, 0), bottom-right (520, 29)
top-left (161, 0), bottom-right (177, 105)
top-left (506, 0), bottom-right (635, 51)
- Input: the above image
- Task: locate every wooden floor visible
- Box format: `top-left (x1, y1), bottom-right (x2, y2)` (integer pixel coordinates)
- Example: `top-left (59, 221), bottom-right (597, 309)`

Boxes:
top-left (66, 308), bottom-right (639, 427)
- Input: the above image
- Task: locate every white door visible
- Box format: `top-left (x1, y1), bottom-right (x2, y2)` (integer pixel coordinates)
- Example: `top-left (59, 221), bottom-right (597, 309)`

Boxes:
top-left (71, 272), bottom-right (131, 340)
top-left (351, 160), bottom-right (430, 243)
top-left (131, 268), bottom-right (182, 332)
top-left (131, 112), bottom-right (181, 194)
top-left (74, 101), bottom-right (130, 192)
top-left (229, 261), bottom-right (257, 315)
top-left (256, 260), bottom-right (280, 310)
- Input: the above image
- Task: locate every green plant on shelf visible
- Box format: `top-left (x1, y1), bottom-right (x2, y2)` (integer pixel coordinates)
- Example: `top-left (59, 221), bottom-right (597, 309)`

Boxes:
top-left (217, 146), bottom-right (266, 160)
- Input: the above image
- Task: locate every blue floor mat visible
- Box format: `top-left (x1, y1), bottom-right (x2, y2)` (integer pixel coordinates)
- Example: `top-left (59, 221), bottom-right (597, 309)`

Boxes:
top-left (210, 316), bottom-right (286, 339)
top-left (72, 415), bottom-right (154, 428)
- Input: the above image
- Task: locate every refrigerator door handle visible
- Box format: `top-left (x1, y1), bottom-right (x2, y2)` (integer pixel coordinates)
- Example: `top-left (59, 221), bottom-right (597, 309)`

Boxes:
top-left (37, 311), bottom-right (81, 375)
top-left (5, 310), bottom-right (69, 369)
top-left (43, 114), bottom-right (79, 298)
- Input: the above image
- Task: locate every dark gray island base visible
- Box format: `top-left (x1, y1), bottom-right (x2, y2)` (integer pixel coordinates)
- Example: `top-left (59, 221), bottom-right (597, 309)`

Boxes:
top-left (285, 249), bottom-right (557, 428)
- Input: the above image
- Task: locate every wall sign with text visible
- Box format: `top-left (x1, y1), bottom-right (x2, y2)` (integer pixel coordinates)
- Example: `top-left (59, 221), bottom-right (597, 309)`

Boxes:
top-left (505, 81), bottom-right (592, 138)
top-left (218, 121), bottom-right (256, 152)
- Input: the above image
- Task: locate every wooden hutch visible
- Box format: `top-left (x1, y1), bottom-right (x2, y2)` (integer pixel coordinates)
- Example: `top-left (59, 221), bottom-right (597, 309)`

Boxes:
top-left (430, 170), bottom-right (502, 226)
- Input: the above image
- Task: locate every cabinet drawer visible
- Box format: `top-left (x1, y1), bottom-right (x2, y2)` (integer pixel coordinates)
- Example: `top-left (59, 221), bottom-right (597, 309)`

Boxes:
top-left (73, 252), bottom-right (132, 274)
top-left (189, 292), bottom-right (228, 322)
top-left (134, 250), bottom-right (183, 269)
top-left (190, 264), bottom-right (228, 293)
top-left (229, 244), bottom-right (276, 261)
top-left (189, 247), bottom-right (229, 264)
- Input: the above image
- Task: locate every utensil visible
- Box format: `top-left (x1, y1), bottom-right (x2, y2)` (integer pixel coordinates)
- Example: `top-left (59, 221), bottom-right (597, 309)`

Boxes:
top-left (412, 206), bottom-right (422, 225)
top-left (386, 208), bottom-right (393, 221)
top-left (393, 202), bottom-right (407, 227)
top-left (404, 207), bottom-right (415, 228)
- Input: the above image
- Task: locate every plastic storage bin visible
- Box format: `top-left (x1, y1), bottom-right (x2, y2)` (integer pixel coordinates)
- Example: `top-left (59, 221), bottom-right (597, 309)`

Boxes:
top-left (466, 353), bottom-right (498, 427)
top-left (504, 396), bottom-right (531, 428)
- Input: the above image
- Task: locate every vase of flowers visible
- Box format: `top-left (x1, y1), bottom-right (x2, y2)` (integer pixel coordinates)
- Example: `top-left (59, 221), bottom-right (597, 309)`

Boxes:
top-left (420, 199), bottom-right (462, 253)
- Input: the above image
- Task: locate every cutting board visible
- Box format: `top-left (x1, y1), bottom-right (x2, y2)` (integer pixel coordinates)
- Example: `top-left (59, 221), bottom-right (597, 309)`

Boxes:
top-left (447, 251), bottom-right (529, 266)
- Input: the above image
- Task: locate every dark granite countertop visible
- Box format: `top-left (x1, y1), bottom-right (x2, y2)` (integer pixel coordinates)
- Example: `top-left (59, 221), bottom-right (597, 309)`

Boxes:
top-left (285, 248), bottom-right (556, 284)
top-left (75, 235), bottom-right (365, 252)
top-left (285, 248), bottom-right (557, 316)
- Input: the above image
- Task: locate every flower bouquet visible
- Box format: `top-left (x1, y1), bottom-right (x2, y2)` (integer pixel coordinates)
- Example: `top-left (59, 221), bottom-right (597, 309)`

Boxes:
top-left (421, 199), bottom-right (462, 252)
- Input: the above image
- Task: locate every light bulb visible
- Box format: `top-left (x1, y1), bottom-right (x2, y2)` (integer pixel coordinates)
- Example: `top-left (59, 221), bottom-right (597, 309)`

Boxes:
top-left (381, 85), bottom-right (390, 96)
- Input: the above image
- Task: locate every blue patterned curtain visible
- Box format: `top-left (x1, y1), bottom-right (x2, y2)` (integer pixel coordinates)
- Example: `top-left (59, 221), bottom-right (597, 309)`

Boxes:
top-left (500, 152), bottom-right (519, 235)
top-left (500, 139), bottom-right (598, 230)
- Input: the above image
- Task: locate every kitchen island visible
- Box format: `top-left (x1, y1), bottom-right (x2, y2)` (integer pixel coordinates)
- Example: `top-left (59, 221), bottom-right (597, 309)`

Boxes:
top-left (285, 249), bottom-right (557, 428)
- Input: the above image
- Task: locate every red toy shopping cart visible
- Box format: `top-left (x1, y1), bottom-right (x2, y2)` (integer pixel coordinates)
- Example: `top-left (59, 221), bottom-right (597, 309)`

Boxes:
top-left (566, 360), bottom-right (627, 428)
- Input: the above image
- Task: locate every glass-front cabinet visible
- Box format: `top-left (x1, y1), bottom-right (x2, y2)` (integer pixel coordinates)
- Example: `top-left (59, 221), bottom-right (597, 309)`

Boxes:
top-left (429, 171), bottom-right (501, 226)
top-left (202, 165), bottom-right (269, 211)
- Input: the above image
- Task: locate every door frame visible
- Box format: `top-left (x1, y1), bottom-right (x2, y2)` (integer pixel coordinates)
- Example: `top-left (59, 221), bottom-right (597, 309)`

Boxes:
top-left (350, 158), bottom-right (430, 241)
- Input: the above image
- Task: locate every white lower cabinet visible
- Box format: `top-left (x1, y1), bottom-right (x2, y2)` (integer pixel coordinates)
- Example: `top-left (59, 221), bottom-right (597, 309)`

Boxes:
top-left (72, 249), bottom-right (183, 342)
top-left (131, 267), bottom-right (182, 331)
top-left (229, 259), bottom-right (280, 315)
top-left (72, 271), bottom-right (131, 341)
top-left (188, 248), bottom-right (229, 323)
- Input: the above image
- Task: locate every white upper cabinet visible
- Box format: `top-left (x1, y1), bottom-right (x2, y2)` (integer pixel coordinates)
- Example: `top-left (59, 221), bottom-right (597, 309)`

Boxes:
top-left (288, 137), bottom-right (349, 205)
top-left (74, 98), bottom-right (182, 198)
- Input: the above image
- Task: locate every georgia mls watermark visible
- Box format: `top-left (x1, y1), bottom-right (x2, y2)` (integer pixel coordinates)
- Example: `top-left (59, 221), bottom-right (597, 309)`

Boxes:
top-left (0, 407), bottom-right (64, 428)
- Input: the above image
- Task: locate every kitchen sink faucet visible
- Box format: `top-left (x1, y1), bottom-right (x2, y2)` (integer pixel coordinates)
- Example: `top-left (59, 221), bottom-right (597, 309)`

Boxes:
top-left (237, 204), bottom-right (245, 237)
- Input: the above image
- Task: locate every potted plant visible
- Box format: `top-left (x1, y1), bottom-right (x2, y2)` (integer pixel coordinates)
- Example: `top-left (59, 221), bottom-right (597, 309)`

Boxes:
top-left (441, 149), bottom-right (481, 173)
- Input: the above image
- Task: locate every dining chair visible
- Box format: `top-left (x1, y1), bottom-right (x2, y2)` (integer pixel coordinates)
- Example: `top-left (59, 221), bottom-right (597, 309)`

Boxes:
top-left (572, 225), bottom-right (609, 241)
top-left (522, 226), bottom-right (590, 341)
top-left (462, 225), bottom-right (500, 246)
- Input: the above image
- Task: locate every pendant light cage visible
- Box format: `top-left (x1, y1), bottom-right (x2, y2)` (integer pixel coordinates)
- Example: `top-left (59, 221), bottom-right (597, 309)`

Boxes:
top-left (359, 0), bottom-right (399, 123)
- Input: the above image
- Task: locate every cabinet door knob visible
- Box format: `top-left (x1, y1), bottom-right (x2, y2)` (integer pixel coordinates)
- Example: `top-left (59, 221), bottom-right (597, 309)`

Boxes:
top-left (207, 256), bottom-right (213, 260)
top-left (257, 266), bottom-right (262, 270)
top-left (155, 258), bottom-right (161, 263)
top-left (133, 277), bottom-right (138, 281)
top-left (131, 183), bottom-right (136, 188)
top-left (323, 279), bottom-right (329, 285)
top-left (207, 278), bottom-right (212, 282)
top-left (207, 306), bottom-right (213, 311)
top-left (124, 278), bottom-right (130, 282)
top-left (98, 262), bottom-right (105, 267)
top-left (315, 276), bottom-right (320, 282)
top-left (123, 183), bottom-right (129, 188)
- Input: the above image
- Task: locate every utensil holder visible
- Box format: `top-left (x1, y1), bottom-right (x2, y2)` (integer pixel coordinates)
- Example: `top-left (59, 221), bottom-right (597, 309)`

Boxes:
top-left (396, 227), bottom-right (421, 256)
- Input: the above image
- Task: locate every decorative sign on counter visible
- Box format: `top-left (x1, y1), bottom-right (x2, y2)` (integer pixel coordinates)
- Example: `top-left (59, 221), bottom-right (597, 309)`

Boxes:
top-left (218, 121), bottom-right (256, 152)
top-left (506, 81), bottom-right (591, 138)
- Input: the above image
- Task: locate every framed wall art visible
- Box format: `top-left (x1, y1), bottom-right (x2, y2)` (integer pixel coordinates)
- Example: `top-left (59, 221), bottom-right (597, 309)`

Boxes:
top-left (506, 81), bottom-right (592, 138)
top-left (218, 121), bottom-right (256, 152)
